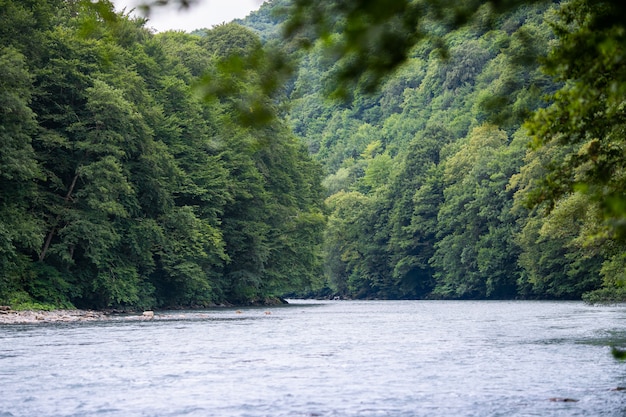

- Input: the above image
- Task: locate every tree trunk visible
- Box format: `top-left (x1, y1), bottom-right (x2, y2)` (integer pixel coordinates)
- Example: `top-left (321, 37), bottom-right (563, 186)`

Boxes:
top-left (38, 171), bottom-right (79, 261)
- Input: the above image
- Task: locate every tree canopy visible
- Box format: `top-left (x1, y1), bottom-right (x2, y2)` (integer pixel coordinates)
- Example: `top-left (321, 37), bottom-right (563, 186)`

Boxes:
top-left (2, 0), bottom-right (626, 308)
top-left (0, 0), bottom-right (325, 309)
top-left (244, 0), bottom-right (626, 301)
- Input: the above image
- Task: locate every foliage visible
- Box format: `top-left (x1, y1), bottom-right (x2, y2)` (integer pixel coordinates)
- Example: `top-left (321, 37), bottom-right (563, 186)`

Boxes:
top-left (282, 0), bottom-right (549, 98)
top-left (524, 0), bottom-right (626, 238)
top-left (241, 0), bottom-right (624, 301)
top-left (4, 0), bottom-right (626, 306)
top-left (0, 0), bottom-right (325, 309)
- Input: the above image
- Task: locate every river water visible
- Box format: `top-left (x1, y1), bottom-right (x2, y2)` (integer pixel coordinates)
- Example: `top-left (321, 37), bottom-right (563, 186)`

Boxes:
top-left (2, 300), bottom-right (626, 417)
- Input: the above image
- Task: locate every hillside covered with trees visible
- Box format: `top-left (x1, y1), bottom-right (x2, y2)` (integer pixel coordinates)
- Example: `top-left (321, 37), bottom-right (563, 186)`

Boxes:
top-left (0, 0), bottom-right (325, 310)
top-left (241, 0), bottom-right (626, 302)
top-left (2, 0), bottom-right (626, 309)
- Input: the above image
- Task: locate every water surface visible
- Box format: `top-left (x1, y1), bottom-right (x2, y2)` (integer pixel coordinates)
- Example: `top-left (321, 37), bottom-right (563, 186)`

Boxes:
top-left (2, 300), bottom-right (626, 416)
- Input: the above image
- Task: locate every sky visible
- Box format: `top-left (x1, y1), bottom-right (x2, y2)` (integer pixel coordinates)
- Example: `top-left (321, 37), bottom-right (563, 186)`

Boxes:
top-left (112, 0), bottom-right (265, 32)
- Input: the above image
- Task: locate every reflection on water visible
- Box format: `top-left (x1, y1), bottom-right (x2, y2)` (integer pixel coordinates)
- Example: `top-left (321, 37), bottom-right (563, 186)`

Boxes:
top-left (1, 300), bottom-right (626, 417)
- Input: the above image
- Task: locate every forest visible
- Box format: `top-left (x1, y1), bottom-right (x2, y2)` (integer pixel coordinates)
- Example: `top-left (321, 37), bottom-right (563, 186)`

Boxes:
top-left (1, 0), bottom-right (626, 309)
top-left (0, 0), bottom-right (326, 310)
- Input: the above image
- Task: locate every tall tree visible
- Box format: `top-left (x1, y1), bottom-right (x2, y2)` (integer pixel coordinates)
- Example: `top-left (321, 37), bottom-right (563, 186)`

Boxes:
top-left (431, 125), bottom-right (521, 298)
top-left (0, 47), bottom-right (44, 301)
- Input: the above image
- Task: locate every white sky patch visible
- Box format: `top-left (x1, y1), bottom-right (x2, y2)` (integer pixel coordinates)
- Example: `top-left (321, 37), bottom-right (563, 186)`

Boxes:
top-left (112, 0), bottom-right (265, 32)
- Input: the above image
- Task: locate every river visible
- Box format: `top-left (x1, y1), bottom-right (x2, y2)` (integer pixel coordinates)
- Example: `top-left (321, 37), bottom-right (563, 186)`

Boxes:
top-left (1, 300), bottom-right (626, 416)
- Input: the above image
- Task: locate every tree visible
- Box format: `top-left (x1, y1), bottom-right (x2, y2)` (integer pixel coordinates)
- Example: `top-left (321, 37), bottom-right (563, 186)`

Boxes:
top-left (0, 47), bottom-right (44, 301)
top-left (431, 125), bottom-right (521, 298)
top-left (0, 0), bottom-right (327, 309)
top-left (282, 0), bottom-right (550, 98)
top-left (514, 0), bottom-right (626, 299)
top-left (385, 124), bottom-right (452, 298)
top-left (525, 0), bottom-right (626, 237)
top-left (7, 0), bottom-right (626, 306)
top-left (323, 191), bottom-right (390, 297)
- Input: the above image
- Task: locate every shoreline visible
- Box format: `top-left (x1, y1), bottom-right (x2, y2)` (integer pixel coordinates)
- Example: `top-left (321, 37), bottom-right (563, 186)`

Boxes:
top-left (0, 299), bottom-right (291, 325)
top-left (0, 308), bottom-right (221, 325)
top-left (0, 296), bottom-right (292, 325)
top-left (0, 309), bottom-right (112, 325)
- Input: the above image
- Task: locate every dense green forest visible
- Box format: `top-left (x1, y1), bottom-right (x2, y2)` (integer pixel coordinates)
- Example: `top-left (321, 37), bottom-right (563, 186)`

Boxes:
top-left (241, 0), bottom-right (626, 302)
top-left (1, 0), bottom-right (625, 309)
top-left (0, 0), bottom-right (325, 309)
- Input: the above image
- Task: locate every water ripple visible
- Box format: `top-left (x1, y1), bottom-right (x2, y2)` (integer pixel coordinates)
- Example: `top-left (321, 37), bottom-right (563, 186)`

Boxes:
top-left (1, 300), bottom-right (626, 417)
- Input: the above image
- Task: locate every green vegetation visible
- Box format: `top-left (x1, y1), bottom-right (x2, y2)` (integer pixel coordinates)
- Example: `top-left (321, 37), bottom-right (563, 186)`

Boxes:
top-left (243, 0), bottom-right (626, 301)
top-left (0, 1), bottom-right (325, 309)
top-left (2, 0), bottom-right (626, 308)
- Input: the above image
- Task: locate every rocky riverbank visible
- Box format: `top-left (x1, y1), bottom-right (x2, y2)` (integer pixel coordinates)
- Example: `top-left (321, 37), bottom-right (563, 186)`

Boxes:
top-left (0, 297), bottom-right (290, 324)
top-left (0, 306), bottom-right (178, 324)
top-left (0, 307), bottom-right (110, 324)
top-left (0, 305), bottom-right (279, 324)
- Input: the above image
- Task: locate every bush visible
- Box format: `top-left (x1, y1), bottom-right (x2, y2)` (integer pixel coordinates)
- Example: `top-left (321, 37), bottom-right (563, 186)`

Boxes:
top-left (582, 287), bottom-right (626, 305)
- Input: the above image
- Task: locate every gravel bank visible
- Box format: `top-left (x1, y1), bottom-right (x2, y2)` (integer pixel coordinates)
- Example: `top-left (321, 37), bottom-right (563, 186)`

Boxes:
top-left (0, 308), bottom-right (110, 324)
